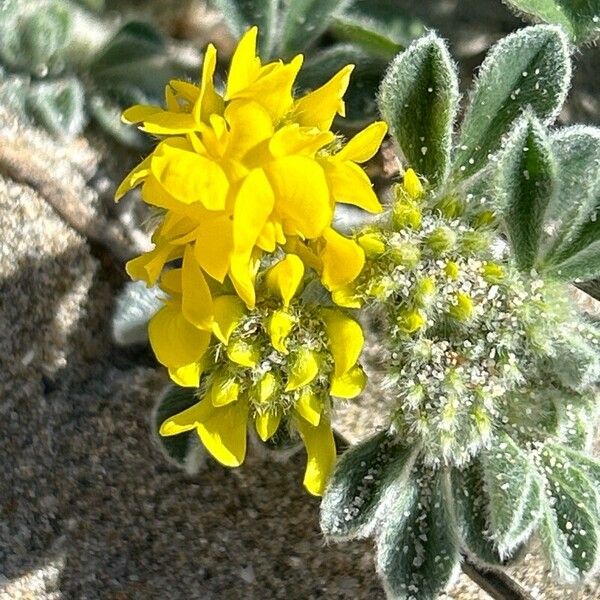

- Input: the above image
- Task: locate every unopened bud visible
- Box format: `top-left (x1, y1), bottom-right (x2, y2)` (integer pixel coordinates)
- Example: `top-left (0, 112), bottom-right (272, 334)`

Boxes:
top-left (403, 168), bottom-right (424, 199)
top-left (390, 241), bottom-right (421, 268)
top-left (397, 309), bottom-right (426, 333)
top-left (425, 226), bottom-right (456, 256)
top-left (448, 292), bottom-right (473, 321)
top-left (357, 231), bottom-right (386, 257)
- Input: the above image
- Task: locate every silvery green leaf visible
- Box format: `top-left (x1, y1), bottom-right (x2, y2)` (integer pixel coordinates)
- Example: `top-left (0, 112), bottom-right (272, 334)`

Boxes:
top-left (26, 77), bottom-right (86, 138)
top-left (153, 384), bottom-right (205, 473)
top-left (547, 443), bottom-right (600, 496)
top-left (88, 95), bottom-right (148, 149)
top-left (503, 0), bottom-right (600, 44)
top-left (541, 126), bottom-right (600, 266)
top-left (211, 0), bottom-right (278, 58)
top-left (480, 432), bottom-right (542, 558)
top-left (111, 280), bottom-right (163, 346)
top-left (379, 32), bottom-right (458, 188)
top-left (279, 0), bottom-right (351, 57)
top-left (330, 0), bottom-right (425, 58)
top-left (448, 461), bottom-right (503, 566)
top-left (376, 467), bottom-right (460, 600)
top-left (496, 113), bottom-right (556, 272)
top-left (320, 431), bottom-right (417, 540)
top-left (0, 1), bottom-right (71, 76)
top-left (454, 25), bottom-right (571, 180)
top-left (539, 444), bottom-right (600, 581)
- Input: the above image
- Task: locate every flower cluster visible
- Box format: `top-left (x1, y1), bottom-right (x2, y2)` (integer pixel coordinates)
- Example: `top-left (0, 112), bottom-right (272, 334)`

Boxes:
top-left (350, 170), bottom-right (600, 466)
top-left (116, 27), bottom-right (385, 494)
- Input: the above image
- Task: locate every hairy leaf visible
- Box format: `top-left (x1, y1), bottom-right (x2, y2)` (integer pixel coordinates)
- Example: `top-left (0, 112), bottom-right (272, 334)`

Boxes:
top-left (448, 461), bottom-right (503, 566)
top-left (26, 78), bottom-right (86, 138)
top-left (503, 0), bottom-right (600, 44)
top-left (539, 444), bottom-right (600, 581)
top-left (330, 0), bottom-right (425, 58)
top-left (211, 0), bottom-right (278, 58)
top-left (379, 32), bottom-right (458, 187)
top-left (279, 0), bottom-right (351, 57)
top-left (496, 113), bottom-right (556, 271)
top-left (377, 467), bottom-right (460, 600)
top-left (481, 432), bottom-right (542, 558)
top-left (542, 127), bottom-right (600, 267)
top-left (320, 431), bottom-right (417, 540)
top-left (454, 25), bottom-right (570, 179)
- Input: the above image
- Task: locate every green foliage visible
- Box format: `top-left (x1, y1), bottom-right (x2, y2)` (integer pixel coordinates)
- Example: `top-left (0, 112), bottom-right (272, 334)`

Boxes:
top-left (496, 113), bottom-right (556, 271)
top-left (480, 433), bottom-right (542, 558)
top-left (329, 0), bottom-right (425, 59)
top-left (320, 432), bottom-right (418, 540)
top-left (502, 0), bottom-right (600, 44)
top-left (377, 468), bottom-right (460, 600)
top-left (153, 385), bottom-right (204, 471)
top-left (454, 25), bottom-right (570, 180)
top-left (0, 0), bottom-right (177, 144)
top-left (211, 0), bottom-right (425, 128)
top-left (379, 32), bottom-right (458, 187)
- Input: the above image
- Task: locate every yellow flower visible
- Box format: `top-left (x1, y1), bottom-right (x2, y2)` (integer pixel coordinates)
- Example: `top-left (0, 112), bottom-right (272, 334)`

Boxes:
top-left (158, 254), bottom-right (367, 495)
top-left (116, 26), bottom-right (386, 309)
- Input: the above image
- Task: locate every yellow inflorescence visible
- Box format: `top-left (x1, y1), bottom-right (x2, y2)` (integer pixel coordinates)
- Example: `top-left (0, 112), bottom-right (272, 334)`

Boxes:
top-left (116, 27), bottom-right (384, 495)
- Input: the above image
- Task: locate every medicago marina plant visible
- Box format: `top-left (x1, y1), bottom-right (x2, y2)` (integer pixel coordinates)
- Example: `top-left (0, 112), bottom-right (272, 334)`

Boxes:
top-left (117, 23), bottom-right (600, 600)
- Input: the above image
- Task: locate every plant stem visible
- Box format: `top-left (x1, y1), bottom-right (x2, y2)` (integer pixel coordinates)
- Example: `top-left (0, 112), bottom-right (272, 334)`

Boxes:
top-left (461, 555), bottom-right (534, 600)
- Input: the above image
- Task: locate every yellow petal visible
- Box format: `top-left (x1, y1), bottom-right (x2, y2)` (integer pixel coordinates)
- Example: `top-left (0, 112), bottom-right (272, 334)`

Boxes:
top-left (233, 168), bottom-right (275, 254)
top-left (331, 286), bottom-right (362, 309)
top-left (122, 104), bottom-right (162, 124)
top-left (317, 227), bottom-right (365, 291)
top-left (294, 64), bottom-right (354, 130)
top-left (320, 308), bottom-right (364, 377)
top-left (126, 244), bottom-right (179, 286)
top-left (115, 156), bottom-right (151, 201)
top-left (229, 251), bottom-right (259, 309)
top-left (169, 362), bottom-right (203, 388)
top-left (330, 365), bottom-right (366, 398)
top-left (162, 398), bottom-right (249, 467)
top-left (194, 211), bottom-right (234, 282)
top-left (265, 254), bottom-right (304, 307)
top-left (150, 143), bottom-right (229, 210)
top-left (268, 124), bottom-right (334, 158)
top-left (212, 295), bottom-right (246, 344)
top-left (159, 398), bottom-right (206, 436)
top-left (168, 79), bottom-right (200, 105)
top-left (226, 26), bottom-right (261, 99)
top-left (266, 156), bottom-right (332, 238)
top-left (404, 168), bottom-right (424, 199)
top-left (236, 55), bottom-right (303, 123)
top-left (295, 414), bottom-right (336, 496)
top-left (321, 159), bottom-right (382, 213)
top-left (256, 220), bottom-right (278, 252)
top-left (159, 268), bottom-right (182, 296)
top-left (227, 338), bottom-right (260, 367)
top-left (210, 371), bottom-right (240, 406)
top-left (267, 309), bottom-right (296, 353)
top-left (193, 43), bottom-right (224, 124)
top-left (295, 388), bottom-right (322, 427)
top-left (224, 100), bottom-right (274, 160)
top-left (140, 111), bottom-right (198, 134)
top-left (148, 303), bottom-right (211, 368)
top-left (256, 372), bottom-right (277, 403)
top-left (285, 347), bottom-right (319, 391)
top-left (255, 411), bottom-right (282, 442)
top-left (336, 121), bottom-right (387, 163)
top-left (182, 245), bottom-right (213, 330)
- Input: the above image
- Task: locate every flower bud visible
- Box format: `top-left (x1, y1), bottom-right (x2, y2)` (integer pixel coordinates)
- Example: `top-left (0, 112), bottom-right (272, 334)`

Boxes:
top-left (444, 261), bottom-right (460, 280)
top-left (403, 168), bottom-right (424, 199)
top-left (397, 309), bottom-right (426, 334)
top-left (482, 262), bottom-right (505, 283)
top-left (435, 195), bottom-right (463, 219)
top-left (413, 277), bottom-right (436, 307)
top-left (357, 231), bottom-right (386, 258)
top-left (389, 241), bottom-right (421, 268)
top-left (425, 226), bottom-right (456, 256)
top-left (393, 198), bottom-right (422, 230)
top-left (448, 292), bottom-right (473, 321)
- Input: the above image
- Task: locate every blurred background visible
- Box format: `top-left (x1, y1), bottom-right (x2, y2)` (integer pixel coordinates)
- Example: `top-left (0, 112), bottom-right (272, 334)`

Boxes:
top-left (1, 1), bottom-right (599, 598)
